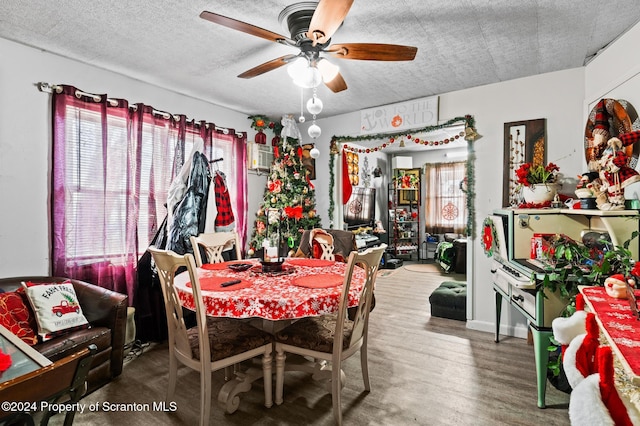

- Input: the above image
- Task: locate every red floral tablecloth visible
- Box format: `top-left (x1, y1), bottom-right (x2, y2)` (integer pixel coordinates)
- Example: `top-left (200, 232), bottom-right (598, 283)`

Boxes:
top-left (175, 258), bottom-right (365, 320)
top-left (580, 286), bottom-right (640, 384)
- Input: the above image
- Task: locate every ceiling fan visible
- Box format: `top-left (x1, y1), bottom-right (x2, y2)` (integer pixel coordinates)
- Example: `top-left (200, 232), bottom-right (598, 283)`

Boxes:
top-left (200, 0), bottom-right (418, 93)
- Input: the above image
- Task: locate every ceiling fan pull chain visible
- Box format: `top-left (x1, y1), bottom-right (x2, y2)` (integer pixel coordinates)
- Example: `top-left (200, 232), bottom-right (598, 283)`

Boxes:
top-left (299, 87), bottom-right (305, 124)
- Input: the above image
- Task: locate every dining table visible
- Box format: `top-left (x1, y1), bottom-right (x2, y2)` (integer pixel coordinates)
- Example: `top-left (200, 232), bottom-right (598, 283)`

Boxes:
top-left (174, 257), bottom-right (366, 332)
top-left (172, 256), bottom-right (367, 413)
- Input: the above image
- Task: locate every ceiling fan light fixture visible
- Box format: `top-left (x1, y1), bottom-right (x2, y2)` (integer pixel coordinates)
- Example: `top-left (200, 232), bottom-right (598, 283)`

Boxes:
top-left (287, 57), bottom-right (308, 80)
top-left (317, 58), bottom-right (340, 83)
top-left (293, 66), bottom-right (322, 88)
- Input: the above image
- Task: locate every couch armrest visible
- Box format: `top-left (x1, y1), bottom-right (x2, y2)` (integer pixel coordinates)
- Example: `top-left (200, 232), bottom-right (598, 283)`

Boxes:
top-left (69, 279), bottom-right (128, 378)
top-left (0, 276), bottom-right (129, 378)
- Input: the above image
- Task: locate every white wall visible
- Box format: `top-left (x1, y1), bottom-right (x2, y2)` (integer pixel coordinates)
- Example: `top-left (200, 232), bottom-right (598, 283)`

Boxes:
top-left (0, 37), bottom-right (259, 277)
top-left (314, 68), bottom-right (586, 337)
top-left (585, 21), bottom-right (640, 111)
top-left (444, 69), bottom-right (586, 335)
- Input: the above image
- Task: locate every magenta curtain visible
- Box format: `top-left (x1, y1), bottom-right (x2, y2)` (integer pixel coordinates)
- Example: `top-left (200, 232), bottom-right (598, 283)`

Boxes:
top-left (52, 86), bottom-right (139, 302)
top-left (51, 85), bottom-right (247, 305)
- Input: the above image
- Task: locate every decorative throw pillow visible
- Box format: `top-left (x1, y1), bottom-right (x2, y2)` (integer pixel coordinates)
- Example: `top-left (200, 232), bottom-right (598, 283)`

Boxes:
top-left (310, 229), bottom-right (336, 261)
top-left (22, 281), bottom-right (89, 342)
top-left (0, 289), bottom-right (38, 345)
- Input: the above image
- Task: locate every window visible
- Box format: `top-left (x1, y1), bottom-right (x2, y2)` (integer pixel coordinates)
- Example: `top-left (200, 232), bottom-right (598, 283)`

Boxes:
top-left (51, 85), bottom-right (247, 302)
top-left (424, 161), bottom-right (467, 234)
top-left (62, 105), bottom-right (179, 261)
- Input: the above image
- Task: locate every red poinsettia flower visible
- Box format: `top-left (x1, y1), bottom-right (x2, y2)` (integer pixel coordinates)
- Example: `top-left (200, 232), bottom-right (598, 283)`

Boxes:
top-left (255, 118), bottom-right (265, 128)
top-left (515, 162), bottom-right (560, 187)
top-left (483, 224), bottom-right (493, 253)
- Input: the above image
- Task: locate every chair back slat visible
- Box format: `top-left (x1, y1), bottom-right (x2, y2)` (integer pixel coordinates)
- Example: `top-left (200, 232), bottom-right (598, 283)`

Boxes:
top-left (190, 232), bottom-right (242, 266)
top-left (149, 247), bottom-right (210, 363)
top-left (336, 245), bottom-right (386, 351)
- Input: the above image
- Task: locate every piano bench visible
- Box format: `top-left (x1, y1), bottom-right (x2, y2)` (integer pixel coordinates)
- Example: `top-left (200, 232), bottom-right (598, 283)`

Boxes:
top-left (429, 281), bottom-right (467, 321)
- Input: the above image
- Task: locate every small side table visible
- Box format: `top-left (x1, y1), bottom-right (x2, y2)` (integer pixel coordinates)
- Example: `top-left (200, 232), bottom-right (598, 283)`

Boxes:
top-left (0, 325), bottom-right (96, 425)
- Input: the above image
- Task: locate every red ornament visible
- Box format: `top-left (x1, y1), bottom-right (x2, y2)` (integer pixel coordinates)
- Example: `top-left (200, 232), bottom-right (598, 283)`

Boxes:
top-left (255, 129), bottom-right (267, 144)
top-left (389, 138), bottom-right (394, 143)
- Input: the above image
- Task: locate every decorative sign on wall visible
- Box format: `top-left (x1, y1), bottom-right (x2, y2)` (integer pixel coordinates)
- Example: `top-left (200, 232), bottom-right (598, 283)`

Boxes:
top-left (360, 96), bottom-right (439, 135)
top-left (503, 118), bottom-right (546, 207)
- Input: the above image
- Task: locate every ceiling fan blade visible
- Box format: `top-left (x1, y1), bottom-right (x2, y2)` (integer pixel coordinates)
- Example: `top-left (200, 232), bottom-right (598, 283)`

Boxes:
top-left (324, 72), bottom-right (348, 93)
top-left (200, 11), bottom-right (293, 44)
top-left (237, 55), bottom-right (297, 79)
top-left (327, 43), bottom-right (418, 61)
top-left (307, 0), bottom-right (354, 45)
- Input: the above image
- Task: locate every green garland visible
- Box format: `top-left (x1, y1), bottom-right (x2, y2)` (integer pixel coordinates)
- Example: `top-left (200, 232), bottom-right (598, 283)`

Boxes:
top-left (465, 141), bottom-right (476, 238)
top-left (332, 116), bottom-right (471, 144)
top-left (328, 115), bottom-right (479, 236)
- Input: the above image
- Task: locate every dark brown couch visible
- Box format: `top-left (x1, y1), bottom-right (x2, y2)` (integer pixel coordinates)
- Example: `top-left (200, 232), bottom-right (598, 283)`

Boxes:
top-left (0, 276), bottom-right (128, 393)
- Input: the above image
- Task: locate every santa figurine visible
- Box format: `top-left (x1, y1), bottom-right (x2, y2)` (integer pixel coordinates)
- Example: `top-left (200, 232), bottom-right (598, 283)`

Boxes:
top-left (588, 99), bottom-right (640, 210)
top-left (598, 137), bottom-right (640, 210)
top-left (587, 99), bottom-right (612, 170)
top-left (603, 273), bottom-right (635, 299)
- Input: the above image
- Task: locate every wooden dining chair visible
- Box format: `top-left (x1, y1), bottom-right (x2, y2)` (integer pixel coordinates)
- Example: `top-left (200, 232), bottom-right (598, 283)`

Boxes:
top-left (274, 244), bottom-right (386, 425)
top-left (294, 228), bottom-right (357, 262)
top-left (148, 246), bottom-right (273, 426)
top-left (190, 231), bottom-right (242, 266)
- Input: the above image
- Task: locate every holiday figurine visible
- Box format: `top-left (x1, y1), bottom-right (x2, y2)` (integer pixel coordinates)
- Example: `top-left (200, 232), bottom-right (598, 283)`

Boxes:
top-left (587, 99), bottom-right (640, 210)
top-left (603, 274), bottom-right (635, 299)
top-left (597, 137), bottom-right (640, 210)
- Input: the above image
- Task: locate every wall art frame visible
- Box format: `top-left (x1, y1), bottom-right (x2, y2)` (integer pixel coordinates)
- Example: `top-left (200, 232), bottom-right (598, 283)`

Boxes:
top-left (301, 144), bottom-right (316, 180)
top-left (503, 118), bottom-right (547, 207)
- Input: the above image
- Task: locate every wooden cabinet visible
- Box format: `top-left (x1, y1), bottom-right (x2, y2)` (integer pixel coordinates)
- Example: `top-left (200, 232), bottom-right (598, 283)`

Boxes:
top-left (388, 168), bottom-right (421, 260)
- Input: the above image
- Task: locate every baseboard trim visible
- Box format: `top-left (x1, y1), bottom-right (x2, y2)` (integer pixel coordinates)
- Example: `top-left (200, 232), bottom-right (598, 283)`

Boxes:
top-left (465, 319), bottom-right (528, 339)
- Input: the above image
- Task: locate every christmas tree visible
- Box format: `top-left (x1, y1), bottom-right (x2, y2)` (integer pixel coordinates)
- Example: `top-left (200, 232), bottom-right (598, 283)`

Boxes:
top-left (247, 116), bottom-right (322, 257)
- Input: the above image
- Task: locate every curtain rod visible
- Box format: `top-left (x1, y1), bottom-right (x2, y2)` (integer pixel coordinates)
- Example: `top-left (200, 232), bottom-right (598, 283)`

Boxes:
top-left (36, 82), bottom-right (238, 136)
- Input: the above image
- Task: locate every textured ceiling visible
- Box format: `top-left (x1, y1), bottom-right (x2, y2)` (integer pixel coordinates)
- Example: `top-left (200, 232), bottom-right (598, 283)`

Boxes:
top-left (2, 1), bottom-right (640, 119)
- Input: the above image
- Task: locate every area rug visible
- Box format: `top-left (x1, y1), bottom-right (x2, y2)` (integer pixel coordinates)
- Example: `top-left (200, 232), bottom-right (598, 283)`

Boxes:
top-left (403, 263), bottom-right (443, 273)
top-left (377, 268), bottom-right (400, 278)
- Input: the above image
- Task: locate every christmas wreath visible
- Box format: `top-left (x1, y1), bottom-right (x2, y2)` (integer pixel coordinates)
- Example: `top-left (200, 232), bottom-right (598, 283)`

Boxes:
top-left (482, 217), bottom-right (499, 257)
